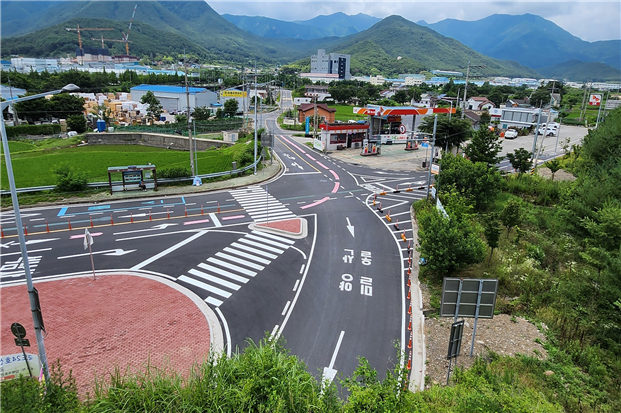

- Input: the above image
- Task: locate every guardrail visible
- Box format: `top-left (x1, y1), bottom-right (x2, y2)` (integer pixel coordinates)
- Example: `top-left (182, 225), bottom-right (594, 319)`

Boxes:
top-left (0, 157), bottom-right (262, 196)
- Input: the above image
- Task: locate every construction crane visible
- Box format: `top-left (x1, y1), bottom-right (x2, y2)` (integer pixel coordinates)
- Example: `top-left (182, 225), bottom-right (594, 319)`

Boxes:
top-left (65, 24), bottom-right (113, 50)
top-left (122, 4), bottom-right (138, 55)
top-left (92, 35), bottom-right (132, 49)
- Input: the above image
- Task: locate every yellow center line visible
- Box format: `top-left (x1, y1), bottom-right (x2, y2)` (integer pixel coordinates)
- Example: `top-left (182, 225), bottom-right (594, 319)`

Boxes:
top-left (275, 136), bottom-right (321, 173)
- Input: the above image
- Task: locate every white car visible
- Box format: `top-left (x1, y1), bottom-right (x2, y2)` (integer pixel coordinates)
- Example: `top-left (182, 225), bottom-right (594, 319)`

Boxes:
top-left (504, 129), bottom-right (518, 139)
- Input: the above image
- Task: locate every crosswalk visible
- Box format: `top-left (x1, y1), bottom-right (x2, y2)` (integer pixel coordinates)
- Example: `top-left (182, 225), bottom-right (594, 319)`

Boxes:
top-left (230, 186), bottom-right (296, 223)
top-left (177, 230), bottom-right (294, 307)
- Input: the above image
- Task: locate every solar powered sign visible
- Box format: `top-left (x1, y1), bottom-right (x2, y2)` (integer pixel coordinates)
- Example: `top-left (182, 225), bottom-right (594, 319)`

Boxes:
top-left (440, 278), bottom-right (498, 319)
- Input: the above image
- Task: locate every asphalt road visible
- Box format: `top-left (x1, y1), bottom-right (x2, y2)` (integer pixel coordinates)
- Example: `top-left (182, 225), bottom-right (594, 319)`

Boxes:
top-left (1, 108), bottom-right (427, 391)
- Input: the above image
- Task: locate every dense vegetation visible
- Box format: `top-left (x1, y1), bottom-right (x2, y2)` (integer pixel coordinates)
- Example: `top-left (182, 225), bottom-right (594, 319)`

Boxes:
top-left (416, 107), bottom-right (621, 411)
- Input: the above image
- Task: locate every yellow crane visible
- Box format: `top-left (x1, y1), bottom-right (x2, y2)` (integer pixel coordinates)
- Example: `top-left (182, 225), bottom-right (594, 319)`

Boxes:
top-left (65, 24), bottom-right (114, 50)
top-left (92, 35), bottom-right (132, 49)
top-left (122, 4), bottom-right (138, 55)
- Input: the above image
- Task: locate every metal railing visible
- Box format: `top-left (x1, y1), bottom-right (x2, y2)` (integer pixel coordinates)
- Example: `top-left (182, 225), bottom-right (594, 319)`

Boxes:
top-left (0, 157), bottom-right (262, 196)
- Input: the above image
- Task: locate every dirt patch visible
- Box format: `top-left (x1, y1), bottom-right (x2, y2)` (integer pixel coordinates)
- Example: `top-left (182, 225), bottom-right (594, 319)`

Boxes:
top-left (423, 308), bottom-right (547, 386)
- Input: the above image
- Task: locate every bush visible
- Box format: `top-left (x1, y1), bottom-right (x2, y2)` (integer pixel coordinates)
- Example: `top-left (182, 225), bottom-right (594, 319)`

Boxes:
top-left (158, 167), bottom-right (191, 178)
top-left (4, 124), bottom-right (61, 138)
top-left (66, 115), bottom-right (87, 134)
top-left (53, 162), bottom-right (87, 192)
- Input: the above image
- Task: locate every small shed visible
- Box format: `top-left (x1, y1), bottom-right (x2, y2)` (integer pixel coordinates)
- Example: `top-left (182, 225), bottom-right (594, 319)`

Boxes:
top-left (107, 165), bottom-right (158, 194)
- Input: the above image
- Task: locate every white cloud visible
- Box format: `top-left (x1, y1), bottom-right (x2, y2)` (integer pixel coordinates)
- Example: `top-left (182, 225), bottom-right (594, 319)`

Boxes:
top-left (208, 1), bottom-right (621, 42)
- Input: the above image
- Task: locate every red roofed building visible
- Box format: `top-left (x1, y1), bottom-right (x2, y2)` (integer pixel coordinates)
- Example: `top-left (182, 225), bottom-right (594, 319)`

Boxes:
top-left (297, 103), bottom-right (337, 124)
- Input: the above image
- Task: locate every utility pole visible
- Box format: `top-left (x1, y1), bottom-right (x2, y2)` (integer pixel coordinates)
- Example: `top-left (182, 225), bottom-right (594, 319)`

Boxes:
top-left (461, 62), bottom-right (485, 119)
top-left (254, 61), bottom-right (258, 175)
top-left (426, 115), bottom-right (438, 200)
top-left (183, 44), bottom-right (194, 176)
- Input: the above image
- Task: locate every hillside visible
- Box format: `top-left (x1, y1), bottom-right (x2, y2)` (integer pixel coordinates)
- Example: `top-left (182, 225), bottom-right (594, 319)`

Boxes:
top-left (0, 18), bottom-right (216, 62)
top-left (326, 16), bottom-right (540, 77)
top-left (223, 12), bottom-right (380, 39)
top-left (423, 13), bottom-right (621, 70)
top-left (0, 0), bottom-right (300, 64)
top-left (537, 60), bottom-right (621, 82)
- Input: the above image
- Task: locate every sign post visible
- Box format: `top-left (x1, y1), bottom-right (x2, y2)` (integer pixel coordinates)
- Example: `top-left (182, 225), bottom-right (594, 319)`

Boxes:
top-left (84, 228), bottom-right (95, 280)
top-left (11, 323), bottom-right (33, 377)
top-left (446, 320), bottom-right (464, 384)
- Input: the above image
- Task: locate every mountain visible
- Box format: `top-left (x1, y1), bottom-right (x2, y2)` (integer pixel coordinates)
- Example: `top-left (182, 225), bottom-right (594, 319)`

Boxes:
top-left (537, 60), bottom-right (621, 82)
top-left (323, 16), bottom-right (539, 77)
top-left (223, 12), bottom-right (380, 39)
top-left (422, 14), bottom-right (621, 70)
top-left (0, 0), bottom-right (299, 64)
top-left (1, 18), bottom-right (216, 61)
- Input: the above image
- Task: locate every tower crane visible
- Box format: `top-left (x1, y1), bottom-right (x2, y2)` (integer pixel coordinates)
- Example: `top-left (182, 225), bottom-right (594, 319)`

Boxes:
top-left (122, 4), bottom-right (138, 55)
top-left (92, 35), bottom-right (132, 49)
top-left (66, 24), bottom-right (113, 63)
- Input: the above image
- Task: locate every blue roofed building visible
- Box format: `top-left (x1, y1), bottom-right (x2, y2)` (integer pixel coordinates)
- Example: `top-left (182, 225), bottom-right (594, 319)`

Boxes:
top-left (130, 84), bottom-right (218, 114)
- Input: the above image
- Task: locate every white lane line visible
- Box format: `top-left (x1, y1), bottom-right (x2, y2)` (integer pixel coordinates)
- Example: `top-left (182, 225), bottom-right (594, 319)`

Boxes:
top-left (215, 307), bottom-right (231, 358)
top-left (198, 262), bottom-right (253, 282)
top-left (237, 238), bottom-right (284, 254)
top-left (215, 252), bottom-right (265, 270)
top-left (281, 301), bottom-right (291, 316)
top-left (270, 324), bottom-right (280, 338)
top-left (224, 246), bottom-right (271, 264)
top-left (206, 257), bottom-right (257, 277)
top-left (231, 242), bottom-right (278, 259)
top-left (178, 275), bottom-right (232, 298)
top-left (131, 231), bottom-right (207, 270)
top-left (300, 264), bottom-right (305, 274)
top-left (390, 211), bottom-right (411, 217)
top-left (293, 279), bottom-right (300, 291)
top-left (1, 248), bottom-right (52, 256)
top-left (329, 331), bottom-right (345, 369)
top-left (209, 213), bottom-right (222, 227)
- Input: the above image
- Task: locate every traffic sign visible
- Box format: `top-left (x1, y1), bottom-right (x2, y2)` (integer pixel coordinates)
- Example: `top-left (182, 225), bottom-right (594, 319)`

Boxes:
top-left (14, 338), bottom-right (30, 347)
top-left (10, 323), bottom-right (26, 339)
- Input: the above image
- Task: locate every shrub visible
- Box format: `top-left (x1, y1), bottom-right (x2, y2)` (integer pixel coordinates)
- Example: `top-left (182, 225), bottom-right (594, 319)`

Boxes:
top-left (158, 167), bottom-right (191, 178)
top-left (66, 115), bottom-right (87, 134)
top-left (4, 124), bottom-right (61, 138)
top-left (52, 162), bottom-right (87, 192)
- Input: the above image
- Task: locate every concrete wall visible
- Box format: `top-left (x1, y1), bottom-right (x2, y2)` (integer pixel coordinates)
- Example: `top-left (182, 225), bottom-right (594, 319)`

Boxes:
top-left (84, 132), bottom-right (233, 151)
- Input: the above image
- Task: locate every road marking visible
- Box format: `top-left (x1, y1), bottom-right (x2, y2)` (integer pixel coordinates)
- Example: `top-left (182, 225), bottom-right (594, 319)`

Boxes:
top-left (131, 231), bottom-right (207, 270)
top-left (245, 234), bottom-right (290, 249)
top-left (300, 264), bottom-right (305, 274)
top-left (346, 217), bottom-right (355, 237)
top-left (57, 207), bottom-right (68, 217)
top-left (215, 252), bottom-right (265, 270)
top-left (198, 262), bottom-right (253, 281)
top-left (282, 301), bottom-right (291, 315)
top-left (300, 197), bottom-right (330, 209)
top-left (207, 257), bottom-right (257, 277)
top-left (231, 242), bottom-right (278, 259)
top-left (322, 331), bottom-right (345, 383)
top-left (184, 219), bottom-right (210, 225)
top-left (1, 248), bottom-right (52, 256)
top-left (221, 215), bottom-right (245, 221)
top-left (270, 324), bottom-right (280, 338)
top-left (206, 296), bottom-right (223, 307)
top-left (178, 275), bottom-right (232, 298)
top-left (329, 170), bottom-right (339, 180)
top-left (332, 182), bottom-right (340, 193)
top-left (293, 279), bottom-right (300, 291)
top-left (223, 246), bottom-right (271, 264)
top-left (316, 161), bottom-right (329, 170)
top-left (58, 248), bottom-right (136, 259)
top-left (188, 268), bottom-right (242, 290)
top-left (209, 213), bottom-right (222, 227)
top-left (238, 238), bottom-right (284, 254)
top-left (70, 232), bottom-right (103, 239)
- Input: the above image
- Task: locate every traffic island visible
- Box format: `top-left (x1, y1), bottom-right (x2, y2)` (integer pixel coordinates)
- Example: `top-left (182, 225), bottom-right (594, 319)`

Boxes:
top-left (250, 217), bottom-right (308, 239)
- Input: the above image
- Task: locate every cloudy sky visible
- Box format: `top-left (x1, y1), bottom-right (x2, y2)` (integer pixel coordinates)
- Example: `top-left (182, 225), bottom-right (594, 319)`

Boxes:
top-left (208, 0), bottom-right (621, 42)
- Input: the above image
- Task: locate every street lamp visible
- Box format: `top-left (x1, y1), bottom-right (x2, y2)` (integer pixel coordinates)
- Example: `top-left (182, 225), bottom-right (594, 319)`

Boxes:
top-left (0, 83), bottom-right (80, 383)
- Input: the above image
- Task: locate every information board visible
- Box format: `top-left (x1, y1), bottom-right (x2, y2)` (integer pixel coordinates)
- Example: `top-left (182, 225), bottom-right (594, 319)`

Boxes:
top-left (440, 278), bottom-right (498, 319)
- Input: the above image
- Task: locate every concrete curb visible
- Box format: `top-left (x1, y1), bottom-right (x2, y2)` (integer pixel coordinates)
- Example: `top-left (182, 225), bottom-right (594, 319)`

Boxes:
top-left (249, 217), bottom-right (308, 240)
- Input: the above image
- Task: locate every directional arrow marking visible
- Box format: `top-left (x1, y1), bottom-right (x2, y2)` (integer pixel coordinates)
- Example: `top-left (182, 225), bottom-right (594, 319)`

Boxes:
top-left (346, 217), bottom-right (355, 238)
top-left (57, 249), bottom-right (136, 260)
top-left (1, 238), bottom-right (60, 248)
top-left (322, 331), bottom-right (345, 383)
top-left (291, 162), bottom-right (304, 170)
top-left (113, 223), bottom-right (178, 236)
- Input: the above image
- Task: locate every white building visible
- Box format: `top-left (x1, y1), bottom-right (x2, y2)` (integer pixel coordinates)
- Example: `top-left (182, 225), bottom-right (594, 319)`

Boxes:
top-left (130, 84), bottom-right (218, 114)
top-left (310, 49), bottom-right (351, 80)
top-left (10, 57), bottom-right (59, 73)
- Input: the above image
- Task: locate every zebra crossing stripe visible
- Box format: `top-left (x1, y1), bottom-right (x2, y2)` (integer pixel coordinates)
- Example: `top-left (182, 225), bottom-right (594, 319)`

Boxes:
top-left (223, 246), bottom-right (272, 264)
top-left (215, 252), bottom-right (265, 271)
top-left (245, 233), bottom-right (291, 249)
top-left (178, 275), bottom-right (232, 298)
top-left (206, 257), bottom-right (258, 277)
top-left (189, 268), bottom-right (242, 290)
top-left (251, 231), bottom-right (295, 244)
top-left (231, 242), bottom-right (278, 259)
top-left (198, 262), bottom-right (253, 282)
top-left (205, 297), bottom-right (223, 307)
top-left (237, 238), bottom-right (285, 254)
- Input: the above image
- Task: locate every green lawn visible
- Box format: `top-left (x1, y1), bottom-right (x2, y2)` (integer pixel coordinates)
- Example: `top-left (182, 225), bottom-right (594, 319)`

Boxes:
top-left (1, 142), bottom-right (251, 189)
top-left (328, 104), bottom-right (368, 122)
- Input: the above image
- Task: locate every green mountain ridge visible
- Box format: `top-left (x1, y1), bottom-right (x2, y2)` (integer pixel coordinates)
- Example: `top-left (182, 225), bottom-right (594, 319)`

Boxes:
top-left (537, 60), bottom-right (621, 82)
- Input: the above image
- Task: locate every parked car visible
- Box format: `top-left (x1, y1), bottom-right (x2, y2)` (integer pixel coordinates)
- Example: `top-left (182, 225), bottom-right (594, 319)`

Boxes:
top-left (504, 129), bottom-right (518, 139)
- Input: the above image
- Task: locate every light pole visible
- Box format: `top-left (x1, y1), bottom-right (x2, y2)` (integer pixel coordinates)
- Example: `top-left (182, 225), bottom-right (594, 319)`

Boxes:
top-left (1, 83), bottom-right (80, 383)
top-left (182, 44), bottom-right (195, 176)
top-left (254, 61), bottom-right (258, 175)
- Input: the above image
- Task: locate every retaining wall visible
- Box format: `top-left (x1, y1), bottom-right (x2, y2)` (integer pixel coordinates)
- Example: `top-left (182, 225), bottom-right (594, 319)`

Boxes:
top-left (84, 132), bottom-right (233, 151)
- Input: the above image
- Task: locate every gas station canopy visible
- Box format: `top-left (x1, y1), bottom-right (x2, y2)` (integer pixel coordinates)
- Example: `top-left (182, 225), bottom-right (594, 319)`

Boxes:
top-left (354, 105), bottom-right (456, 116)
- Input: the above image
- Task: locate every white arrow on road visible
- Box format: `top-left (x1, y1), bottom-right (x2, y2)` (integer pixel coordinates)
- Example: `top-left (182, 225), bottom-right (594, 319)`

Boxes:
top-left (291, 162), bottom-right (304, 170)
top-left (57, 249), bottom-right (136, 260)
top-left (322, 331), bottom-right (345, 383)
top-left (1, 238), bottom-right (60, 248)
top-left (346, 217), bottom-right (355, 238)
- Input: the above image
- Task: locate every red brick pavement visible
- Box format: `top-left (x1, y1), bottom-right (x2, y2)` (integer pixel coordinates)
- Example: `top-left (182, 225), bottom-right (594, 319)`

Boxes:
top-left (0, 274), bottom-right (211, 396)
top-left (256, 218), bottom-right (302, 234)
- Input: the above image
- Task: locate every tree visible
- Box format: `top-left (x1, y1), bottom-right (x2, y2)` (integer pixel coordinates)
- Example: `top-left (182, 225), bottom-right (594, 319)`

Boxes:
top-left (223, 99), bottom-right (239, 118)
top-left (393, 90), bottom-right (409, 105)
top-left (47, 94), bottom-right (85, 119)
top-left (506, 148), bottom-right (533, 174)
top-left (175, 113), bottom-right (188, 124)
top-left (544, 158), bottom-right (562, 180)
top-left (487, 88), bottom-right (505, 107)
top-left (13, 96), bottom-right (49, 123)
top-left (483, 213), bottom-right (501, 263)
top-left (66, 114), bottom-right (87, 134)
top-left (193, 106), bottom-right (211, 121)
top-left (464, 127), bottom-right (502, 167)
top-left (438, 153), bottom-right (502, 211)
top-left (530, 86), bottom-right (551, 108)
top-left (479, 111), bottom-right (491, 125)
top-left (419, 115), bottom-right (472, 151)
top-left (140, 91), bottom-right (162, 123)
top-left (499, 198), bottom-right (522, 236)
top-left (407, 87), bottom-right (422, 103)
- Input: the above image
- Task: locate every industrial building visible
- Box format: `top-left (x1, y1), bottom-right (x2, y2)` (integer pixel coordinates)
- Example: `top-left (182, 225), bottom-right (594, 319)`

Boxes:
top-left (310, 49), bottom-right (351, 80)
top-left (129, 84), bottom-right (218, 114)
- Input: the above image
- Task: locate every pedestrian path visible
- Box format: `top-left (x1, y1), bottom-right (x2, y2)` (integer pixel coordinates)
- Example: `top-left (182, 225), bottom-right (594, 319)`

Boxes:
top-left (177, 230), bottom-right (295, 307)
top-left (229, 186), bottom-right (296, 223)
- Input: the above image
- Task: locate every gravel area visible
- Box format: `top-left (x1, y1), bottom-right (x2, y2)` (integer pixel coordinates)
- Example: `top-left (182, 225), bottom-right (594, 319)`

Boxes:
top-left (422, 306), bottom-right (547, 386)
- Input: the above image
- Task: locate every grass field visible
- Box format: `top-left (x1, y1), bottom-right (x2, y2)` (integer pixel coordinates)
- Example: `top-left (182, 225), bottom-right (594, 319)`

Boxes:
top-left (1, 140), bottom-right (253, 190)
top-left (328, 104), bottom-right (368, 122)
